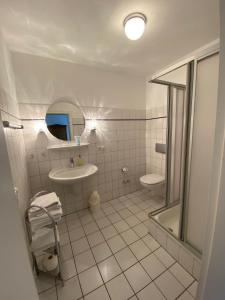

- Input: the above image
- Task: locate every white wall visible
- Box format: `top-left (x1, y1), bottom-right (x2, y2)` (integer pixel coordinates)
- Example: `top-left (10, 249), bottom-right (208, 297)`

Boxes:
top-left (186, 53), bottom-right (219, 252)
top-left (199, 1), bottom-right (225, 298)
top-left (0, 32), bottom-right (38, 300)
top-left (11, 52), bottom-right (146, 110)
top-left (0, 117), bottom-right (38, 300)
top-left (8, 51), bottom-right (146, 213)
top-left (0, 32), bottom-right (30, 216)
top-left (158, 65), bottom-right (187, 85)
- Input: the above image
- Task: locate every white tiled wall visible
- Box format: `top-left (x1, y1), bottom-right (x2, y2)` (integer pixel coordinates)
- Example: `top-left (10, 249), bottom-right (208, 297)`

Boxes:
top-left (146, 115), bottom-right (167, 176)
top-left (145, 81), bottom-right (168, 199)
top-left (20, 103), bottom-right (146, 215)
top-left (0, 37), bottom-right (30, 217)
top-left (1, 111), bottom-right (30, 215)
top-left (146, 83), bottom-right (168, 178)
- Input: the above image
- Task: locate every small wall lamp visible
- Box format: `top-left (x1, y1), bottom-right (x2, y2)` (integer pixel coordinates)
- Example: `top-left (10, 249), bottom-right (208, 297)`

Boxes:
top-left (90, 119), bottom-right (97, 132)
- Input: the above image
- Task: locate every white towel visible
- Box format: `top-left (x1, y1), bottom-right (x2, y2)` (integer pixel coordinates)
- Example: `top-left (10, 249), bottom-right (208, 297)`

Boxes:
top-left (31, 227), bottom-right (59, 251)
top-left (30, 192), bottom-right (60, 210)
top-left (29, 207), bottom-right (63, 231)
top-left (29, 192), bottom-right (61, 217)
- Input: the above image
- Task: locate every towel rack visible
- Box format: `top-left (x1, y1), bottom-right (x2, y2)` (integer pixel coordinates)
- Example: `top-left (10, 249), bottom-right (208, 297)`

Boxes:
top-left (25, 203), bottom-right (64, 285)
top-left (2, 120), bottom-right (24, 129)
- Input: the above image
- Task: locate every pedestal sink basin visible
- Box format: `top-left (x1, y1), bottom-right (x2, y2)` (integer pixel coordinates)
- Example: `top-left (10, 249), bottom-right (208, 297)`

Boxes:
top-left (49, 164), bottom-right (98, 184)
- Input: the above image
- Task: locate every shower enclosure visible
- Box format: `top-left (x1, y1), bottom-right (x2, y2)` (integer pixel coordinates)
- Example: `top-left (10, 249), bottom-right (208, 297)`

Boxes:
top-left (148, 50), bottom-right (219, 255)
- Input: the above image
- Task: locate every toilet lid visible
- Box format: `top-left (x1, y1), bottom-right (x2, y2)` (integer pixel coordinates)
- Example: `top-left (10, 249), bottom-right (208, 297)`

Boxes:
top-left (140, 174), bottom-right (164, 185)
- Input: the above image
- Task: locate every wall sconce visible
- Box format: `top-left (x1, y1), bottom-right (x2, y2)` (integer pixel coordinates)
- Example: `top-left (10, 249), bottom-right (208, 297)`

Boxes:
top-left (90, 119), bottom-right (97, 132)
top-left (34, 121), bottom-right (46, 133)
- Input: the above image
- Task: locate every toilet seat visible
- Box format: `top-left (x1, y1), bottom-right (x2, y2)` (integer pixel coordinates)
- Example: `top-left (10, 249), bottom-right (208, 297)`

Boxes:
top-left (140, 174), bottom-right (164, 187)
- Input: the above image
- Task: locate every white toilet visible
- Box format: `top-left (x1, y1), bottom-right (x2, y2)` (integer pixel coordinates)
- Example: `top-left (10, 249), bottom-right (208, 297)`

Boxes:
top-left (140, 173), bottom-right (165, 190)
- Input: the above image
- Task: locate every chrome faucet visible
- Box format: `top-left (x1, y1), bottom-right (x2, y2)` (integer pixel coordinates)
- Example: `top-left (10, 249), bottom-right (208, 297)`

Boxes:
top-left (70, 157), bottom-right (74, 168)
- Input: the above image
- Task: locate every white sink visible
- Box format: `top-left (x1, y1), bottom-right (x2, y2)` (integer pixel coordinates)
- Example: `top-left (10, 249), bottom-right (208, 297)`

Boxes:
top-left (49, 164), bottom-right (98, 184)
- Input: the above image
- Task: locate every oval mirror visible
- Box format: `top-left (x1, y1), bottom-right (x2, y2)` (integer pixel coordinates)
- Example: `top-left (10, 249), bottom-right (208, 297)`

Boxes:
top-left (45, 100), bottom-right (85, 141)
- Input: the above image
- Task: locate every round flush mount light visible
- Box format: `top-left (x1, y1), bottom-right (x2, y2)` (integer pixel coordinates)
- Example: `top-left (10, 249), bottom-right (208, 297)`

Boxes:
top-left (123, 13), bottom-right (147, 40)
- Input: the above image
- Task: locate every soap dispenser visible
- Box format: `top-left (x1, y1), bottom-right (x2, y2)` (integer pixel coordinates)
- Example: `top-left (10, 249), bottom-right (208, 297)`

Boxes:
top-left (76, 154), bottom-right (84, 167)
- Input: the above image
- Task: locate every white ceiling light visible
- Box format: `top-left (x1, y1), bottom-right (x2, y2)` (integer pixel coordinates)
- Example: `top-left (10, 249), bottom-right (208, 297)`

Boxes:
top-left (123, 13), bottom-right (147, 40)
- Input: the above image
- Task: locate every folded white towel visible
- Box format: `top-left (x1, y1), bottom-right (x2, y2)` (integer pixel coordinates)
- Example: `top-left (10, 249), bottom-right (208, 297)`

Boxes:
top-left (31, 192), bottom-right (60, 211)
top-left (31, 227), bottom-right (59, 251)
top-left (29, 207), bottom-right (63, 231)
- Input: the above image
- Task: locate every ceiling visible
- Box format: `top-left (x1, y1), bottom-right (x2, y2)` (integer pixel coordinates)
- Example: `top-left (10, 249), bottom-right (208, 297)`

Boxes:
top-left (0, 0), bottom-right (219, 77)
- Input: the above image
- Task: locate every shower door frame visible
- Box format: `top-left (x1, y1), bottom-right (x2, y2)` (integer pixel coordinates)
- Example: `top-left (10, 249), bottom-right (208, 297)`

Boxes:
top-left (148, 48), bottom-right (220, 255)
top-left (181, 51), bottom-right (220, 254)
top-left (149, 61), bottom-right (193, 241)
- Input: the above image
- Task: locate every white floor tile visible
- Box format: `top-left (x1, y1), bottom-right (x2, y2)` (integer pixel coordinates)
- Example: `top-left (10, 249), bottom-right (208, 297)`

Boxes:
top-left (139, 201), bottom-right (151, 210)
top-left (96, 217), bottom-right (111, 229)
top-left (72, 237), bottom-right (90, 255)
top-left (84, 285), bottom-right (110, 300)
top-left (128, 205), bottom-right (141, 214)
top-left (58, 221), bottom-right (68, 234)
top-left (137, 282), bottom-right (165, 300)
top-left (188, 281), bottom-right (198, 298)
top-left (66, 213), bottom-right (81, 226)
top-left (170, 263), bottom-right (194, 288)
top-left (101, 225), bottom-right (118, 240)
top-left (140, 254), bottom-right (166, 279)
top-left (193, 259), bottom-right (201, 281)
top-left (39, 287), bottom-right (57, 300)
top-left (155, 247), bottom-right (175, 268)
top-left (124, 262), bottom-right (151, 293)
top-left (106, 274), bottom-right (134, 300)
top-left (61, 258), bottom-right (76, 280)
top-left (121, 229), bottom-right (139, 245)
top-left (136, 211), bottom-right (148, 222)
top-left (118, 208), bottom-right (133, 219)
top-left (67, 220), bottom-right (82, 232)
top-left (37, 191), bottom-right (199, 300)
top-left (87, 230), bottom-right (105, 247)
top-left (79, 266), bottom-right (103, 295)
top-left (92, 242), bottom-right (112, 263)
top-left (114, 220), bottom-right (129, 233)
top-left (57, 276), bottom-right (82, 300)
top-left (132, 223), bottom-right (148, 238)
top-left (91, 209), bottom-right (105, 220)
top-left (115, 247), bottom-right (137, 271)
top-left (103, 206), bottom-right (116, 216)
top-left (113, 203), bottom-right (126, 211)
top-left (179, 248), bottom-right (194, 274)
top-left (68, 227), bottom-right (85, 242)
top-left (129, 239), bottom-right (151, 260)
top-left (75, 249), bottom-right (95, 273)
top-left (98, 256), bottom-right (122, 282)
top-left (83, 221), bottom-right (99, 235)
top-left (108, 212), bottom-right (122, 223)
top-left (80, 214), bottom-right (93, 225)
top-left (125, 215), bottom-right (141, 227)
top-left (177, 291), bottom-right (194, 300)
top-left (107, 235), bottom-right (126, 253)
top-left (142, 235), bottom-right (160, 251)
top-left (155, 270), bottom-right (185, 300)
top-left (36, 273), bottom-right (55, 293)
top-left (61, 244), bottom-right (73, 261)
top-left (129, 296), bottom-right (138, 300)
top-left (166, 236), bottom-right (180, 260)
top-left (60, 232), bottom-right (70, 246)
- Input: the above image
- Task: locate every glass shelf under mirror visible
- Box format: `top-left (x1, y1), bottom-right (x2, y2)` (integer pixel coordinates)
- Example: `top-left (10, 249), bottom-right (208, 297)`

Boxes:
top-left (47, 142), bottom-right (89, 150)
